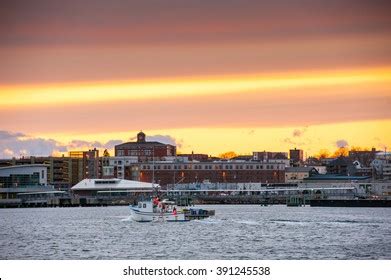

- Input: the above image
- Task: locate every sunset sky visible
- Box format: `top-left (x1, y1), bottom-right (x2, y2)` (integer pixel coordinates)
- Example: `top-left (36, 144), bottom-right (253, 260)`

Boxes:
top-left (0, 0), bottom-right (390, 158)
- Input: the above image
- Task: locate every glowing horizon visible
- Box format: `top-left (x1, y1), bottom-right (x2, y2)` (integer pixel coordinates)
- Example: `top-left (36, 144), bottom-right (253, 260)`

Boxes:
top-left (1, 67), bottom-right (390, 108)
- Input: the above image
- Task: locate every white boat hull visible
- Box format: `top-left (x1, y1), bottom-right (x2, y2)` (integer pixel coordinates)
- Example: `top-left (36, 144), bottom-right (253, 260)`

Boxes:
top-left (130, 207), bottom-right (188, 222)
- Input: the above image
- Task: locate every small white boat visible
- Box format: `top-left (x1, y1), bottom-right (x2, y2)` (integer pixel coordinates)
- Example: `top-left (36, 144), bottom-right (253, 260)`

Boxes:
top-left (129, 199), bottom-right (189, 222)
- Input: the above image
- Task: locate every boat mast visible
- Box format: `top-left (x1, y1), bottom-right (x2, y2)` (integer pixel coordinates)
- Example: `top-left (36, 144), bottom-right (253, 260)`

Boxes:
top-left (152, 145), bottom-right (155, 190)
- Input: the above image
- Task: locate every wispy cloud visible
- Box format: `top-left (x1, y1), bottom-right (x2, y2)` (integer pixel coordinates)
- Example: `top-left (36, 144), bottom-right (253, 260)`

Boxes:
top-left (0, 130), bottom-right (125, 158)
top-left (292, 127), bottom-right (308, 137)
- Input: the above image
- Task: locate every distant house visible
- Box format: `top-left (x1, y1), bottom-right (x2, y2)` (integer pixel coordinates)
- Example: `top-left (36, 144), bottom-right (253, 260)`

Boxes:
top-left (348, 148), bottom-right (378, 167)
top-left (285, 167), bottom-right (318, 183)
top-left (371, 152), bottom-right (391, 179)
top-left (326, 157), bottom-right (353, 175)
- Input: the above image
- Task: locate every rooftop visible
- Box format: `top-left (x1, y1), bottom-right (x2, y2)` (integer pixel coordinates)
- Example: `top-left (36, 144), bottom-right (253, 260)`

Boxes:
top-left (71, 178), bottom-right (159, 191)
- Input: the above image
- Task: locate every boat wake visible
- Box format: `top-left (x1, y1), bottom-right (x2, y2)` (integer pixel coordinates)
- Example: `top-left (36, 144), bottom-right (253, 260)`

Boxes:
top-left (121, 216), bottom-right (133, 222)
top-left (234, 220), bottom-right (261, 226)
top-left (192, 218), bottom-right (221, 224)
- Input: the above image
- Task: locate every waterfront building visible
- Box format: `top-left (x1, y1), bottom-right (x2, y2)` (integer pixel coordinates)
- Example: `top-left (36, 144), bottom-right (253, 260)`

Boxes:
top-left (124, 160), bottom-right (286, 186)
top-left (0, 150), bottom-right (101, 190)
top-left (71, 178), bottom-right (155, 197)
top-left (0, 164), bottom-right (54, 207)
top-left (114, 131), bottom-right (176, 161)
top-left (166, 180), bottom-right (391, 201)
top-left (97, 157), bottom-right (286, 186)
top-left (0, 156), bottom-right (73, 190)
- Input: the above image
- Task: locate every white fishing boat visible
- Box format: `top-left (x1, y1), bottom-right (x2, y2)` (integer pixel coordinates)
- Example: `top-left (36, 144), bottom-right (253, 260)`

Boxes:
top-left (130, 155), bottom-right (214, 222)
top-left (129, 199), bottom-right (188, 222)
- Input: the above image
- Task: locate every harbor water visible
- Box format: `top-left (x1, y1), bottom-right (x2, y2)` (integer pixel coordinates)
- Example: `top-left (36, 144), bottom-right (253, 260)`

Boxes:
top-left (1, 205), bottom-right (390, 259)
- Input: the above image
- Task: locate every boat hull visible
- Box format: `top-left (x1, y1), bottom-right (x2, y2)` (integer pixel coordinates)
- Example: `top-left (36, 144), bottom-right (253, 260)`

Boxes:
top-left (130, 208), bottom-right (188, 222)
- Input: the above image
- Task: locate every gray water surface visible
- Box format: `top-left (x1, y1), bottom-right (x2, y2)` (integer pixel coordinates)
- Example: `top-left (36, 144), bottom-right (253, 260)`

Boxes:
top-left (1, 205), bottom-right (390, 259)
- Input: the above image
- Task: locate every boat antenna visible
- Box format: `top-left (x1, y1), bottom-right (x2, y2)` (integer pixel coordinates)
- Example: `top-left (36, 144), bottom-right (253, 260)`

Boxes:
top-left (152, 145), bottom-right (157, 196)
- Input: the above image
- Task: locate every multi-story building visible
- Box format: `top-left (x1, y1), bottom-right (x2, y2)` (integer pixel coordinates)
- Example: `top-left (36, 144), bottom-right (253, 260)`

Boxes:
top-left (101, 156), bottom-right (138, 179)
top-left (0, 149), bottom-right (101, 190)
top-left (289, 148), bottom-right (304, 166)
top-left (69, 148), bottom-right (100, 179)
top-left (0, 156), bottom-right (72, 190)
top-left (116, 161), bottom-right (286, 186)
top-left (371, 152), bottom-right (391, 179)
top-left (0, 164), bottom-right (54, 207)
top-left (115, 131), bottom-right (176, 161)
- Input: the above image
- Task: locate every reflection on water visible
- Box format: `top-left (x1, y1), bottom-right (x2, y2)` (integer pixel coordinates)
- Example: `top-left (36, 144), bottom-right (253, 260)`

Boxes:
top-left (0, 205), bottom-right (390, 259)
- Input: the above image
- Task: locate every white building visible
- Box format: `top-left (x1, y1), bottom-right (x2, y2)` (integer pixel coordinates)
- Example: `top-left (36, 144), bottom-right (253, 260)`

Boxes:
top-left (102, 156), bottom-right (138, 179)
top-left (0, 164), bottom-right (53, 206)
top-left (371, 152), bottom-right (391, 179)
top-left (71, 178), bottom-right (157, 196)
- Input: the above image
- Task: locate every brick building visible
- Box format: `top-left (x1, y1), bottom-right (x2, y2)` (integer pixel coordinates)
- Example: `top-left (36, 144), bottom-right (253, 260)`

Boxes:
top-left (289, 148), bottom-right (304, 166)
top-left (118, 161), bottom-right (285, 186)
top-left (114, 131), bottom-right (176, 161)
